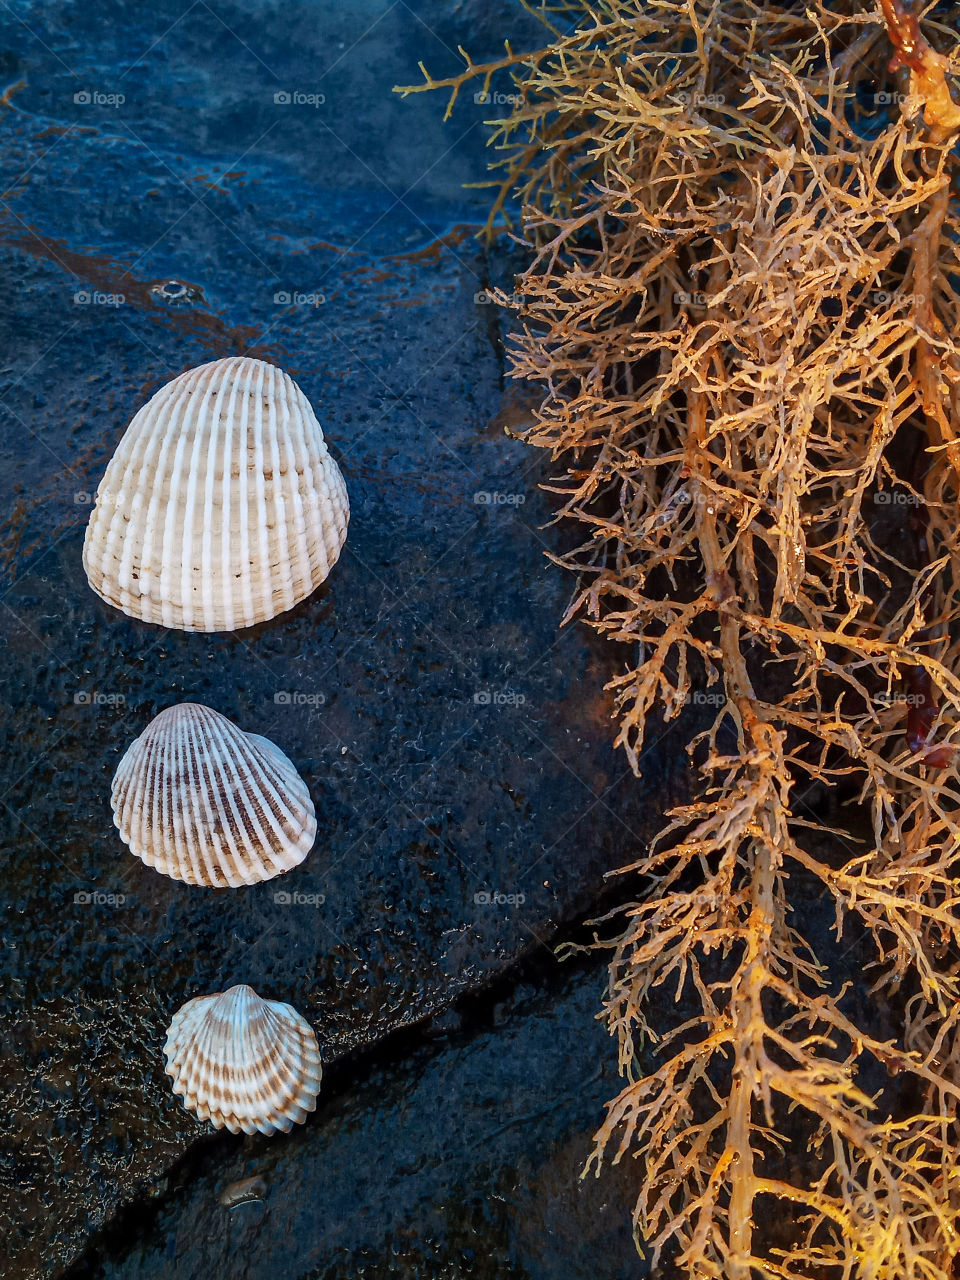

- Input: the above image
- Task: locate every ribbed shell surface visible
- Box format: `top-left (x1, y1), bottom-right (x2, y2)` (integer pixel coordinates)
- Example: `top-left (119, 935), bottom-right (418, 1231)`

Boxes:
top-left (112, 703), bottom-right (317, 887)
top-left (82, 355), bottom-right (349, 631)
top-left (164, 984), bottom-right (322, 1134)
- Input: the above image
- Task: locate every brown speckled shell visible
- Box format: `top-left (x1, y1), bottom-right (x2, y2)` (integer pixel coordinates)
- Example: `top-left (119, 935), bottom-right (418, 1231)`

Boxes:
top-left (164, 985), bottom-right (322, 1134)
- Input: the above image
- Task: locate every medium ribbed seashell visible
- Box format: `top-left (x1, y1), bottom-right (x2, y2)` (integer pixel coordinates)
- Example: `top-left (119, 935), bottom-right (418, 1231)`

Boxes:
top-left (82, 355), bottom-right (349, 632)
top-left (164, 984), bottom-right (322, 1134)
top-left (112, 703), bottom-right (316, 887)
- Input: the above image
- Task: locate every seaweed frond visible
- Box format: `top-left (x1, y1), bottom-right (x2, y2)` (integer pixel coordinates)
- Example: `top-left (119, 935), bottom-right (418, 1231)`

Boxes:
top-left (401, 1), bottom-right (960, 1274)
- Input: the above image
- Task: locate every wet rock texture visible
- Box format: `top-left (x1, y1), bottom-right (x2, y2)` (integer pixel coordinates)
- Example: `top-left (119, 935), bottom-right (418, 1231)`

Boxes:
top-left (0, 3), bottom-right (695, 1276)
top-left (72, 966), bottom-right (649, 1280)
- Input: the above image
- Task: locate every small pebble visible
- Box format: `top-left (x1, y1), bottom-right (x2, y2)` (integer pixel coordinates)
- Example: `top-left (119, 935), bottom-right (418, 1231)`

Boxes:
top-left (218, 1175), bottom-right (267, 1209)
top-left (150, 279), bottom-right (203, 307)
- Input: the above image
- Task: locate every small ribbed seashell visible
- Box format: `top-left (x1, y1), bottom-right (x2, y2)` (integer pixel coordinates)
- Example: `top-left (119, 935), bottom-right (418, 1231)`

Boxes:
top-left (112, 703), bottom-right (316, 887)
top-left (83, 355), bottom-right (349, 631)
top-left (164, 984), bottom-right (322, 1134)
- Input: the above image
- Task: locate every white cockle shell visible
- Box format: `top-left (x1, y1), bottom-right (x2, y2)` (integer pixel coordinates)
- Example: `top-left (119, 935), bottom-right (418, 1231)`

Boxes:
top-left (164, 984), bottom-right (322, 1134)
top-left (83, 355), bottom-right (349, 631)
top-left (112, 702), bottom-right (317, 887)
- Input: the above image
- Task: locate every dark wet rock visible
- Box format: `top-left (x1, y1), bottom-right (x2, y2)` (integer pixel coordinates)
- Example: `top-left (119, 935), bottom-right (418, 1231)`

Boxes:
top-left (69, 961), bottom-right (648, 1280)
top-left (0, 3), bottom-right (701, 1277)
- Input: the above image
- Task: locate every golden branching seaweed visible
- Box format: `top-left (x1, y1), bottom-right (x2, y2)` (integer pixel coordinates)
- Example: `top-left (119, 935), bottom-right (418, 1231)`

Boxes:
top-left (398, 2), bottom-right (960, 1275)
